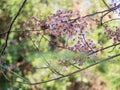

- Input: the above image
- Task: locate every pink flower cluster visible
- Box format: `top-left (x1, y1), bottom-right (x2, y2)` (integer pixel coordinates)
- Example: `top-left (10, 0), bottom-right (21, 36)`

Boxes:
top-left (44, 10), bottom-right (98, 56)
top-left (45, 10), bottom-right (87, 37)
top-left (104, 26), bottom-right (120, 43)
top-left (68, 38), bottom-right (98, 56)
top-left (109, 0), bottom-right (120, 15)
top-left (23, 10), bottom-right (98, 56)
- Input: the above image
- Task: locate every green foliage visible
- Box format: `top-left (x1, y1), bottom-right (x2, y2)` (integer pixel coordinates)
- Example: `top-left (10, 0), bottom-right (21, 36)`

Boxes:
top-left (1, 0), bottom-right (120, 90)
top-left (96, 63), bottom-right (108, 74)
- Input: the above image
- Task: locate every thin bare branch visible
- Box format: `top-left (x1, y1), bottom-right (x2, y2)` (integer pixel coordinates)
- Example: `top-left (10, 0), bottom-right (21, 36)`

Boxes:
top-left (89, 42), bottom-right (120, 55)
top-left (103, 18), bottom-right (120, 24)
top-left (19, 53), bottom-right (120, 85)
top-left (0, 0), bottom-right (27, 56)
top-left (102, 0), bottom-right (110, 9)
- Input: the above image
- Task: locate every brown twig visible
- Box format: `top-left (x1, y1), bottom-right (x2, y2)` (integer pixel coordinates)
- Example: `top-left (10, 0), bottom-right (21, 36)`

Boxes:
top-left (89, 42), bottom-right (120, 55)
top-left (72, 4), bottom-right (120, 24)
top-left (0, 0), bottom-right (27, 56)
top-left (102, 0), bottom-right (110, 9)
top-left (103, 18), bottom-right (120, 24)
top-left (10, 52), bottom-right (120, 85)
top-left (0, 64), bottom-right (29, 83)
top-left (100, 11), bottom-right (110, 25)
top-left (0, 29), bottom-right (42, 35)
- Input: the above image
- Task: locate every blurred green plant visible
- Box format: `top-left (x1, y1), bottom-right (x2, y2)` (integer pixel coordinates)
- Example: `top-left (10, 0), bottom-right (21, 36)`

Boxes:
top-left (0, 0), bottom-right (120, 90)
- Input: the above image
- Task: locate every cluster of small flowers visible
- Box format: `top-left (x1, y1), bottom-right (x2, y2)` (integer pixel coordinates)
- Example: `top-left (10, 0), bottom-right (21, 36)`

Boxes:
top-left (44, 10), bottom-right (98, 56)
top-left (45, 9), bottom-right (87, 37)
top-left (24, 10), bottom-right (98, 57)
top-left (68, 38), bottom-right (98, 56)
top-left (104, 26), bottom-right (120, 43)
top-left (109, 0), bottom-right (120, 15)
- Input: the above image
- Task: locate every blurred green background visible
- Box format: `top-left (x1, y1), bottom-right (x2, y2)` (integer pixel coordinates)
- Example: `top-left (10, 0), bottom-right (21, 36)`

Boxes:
top-left (0, 0), bottom-right (120, 90)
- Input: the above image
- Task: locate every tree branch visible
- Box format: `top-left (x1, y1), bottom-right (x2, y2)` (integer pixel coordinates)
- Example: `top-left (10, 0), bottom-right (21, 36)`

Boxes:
top-left (24, 53), bottom-right (120, 85)
top-left (0, 0), bottom-right (27, 56)
top-left (89, 42), bottom-right (120, 55)
top-left (2, 52), bottom-right (119, 85)
top-left (102, 0), bottom-right (110, 9)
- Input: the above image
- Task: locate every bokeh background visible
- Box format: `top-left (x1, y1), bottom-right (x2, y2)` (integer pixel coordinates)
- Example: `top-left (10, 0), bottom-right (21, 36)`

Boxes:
top-left (0, 0), bottom-right (120, 90)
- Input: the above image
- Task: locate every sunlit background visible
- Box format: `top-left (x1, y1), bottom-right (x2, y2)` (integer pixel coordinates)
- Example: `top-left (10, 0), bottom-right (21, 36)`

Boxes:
top-left (0, 0), bottom-right (120, 90)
